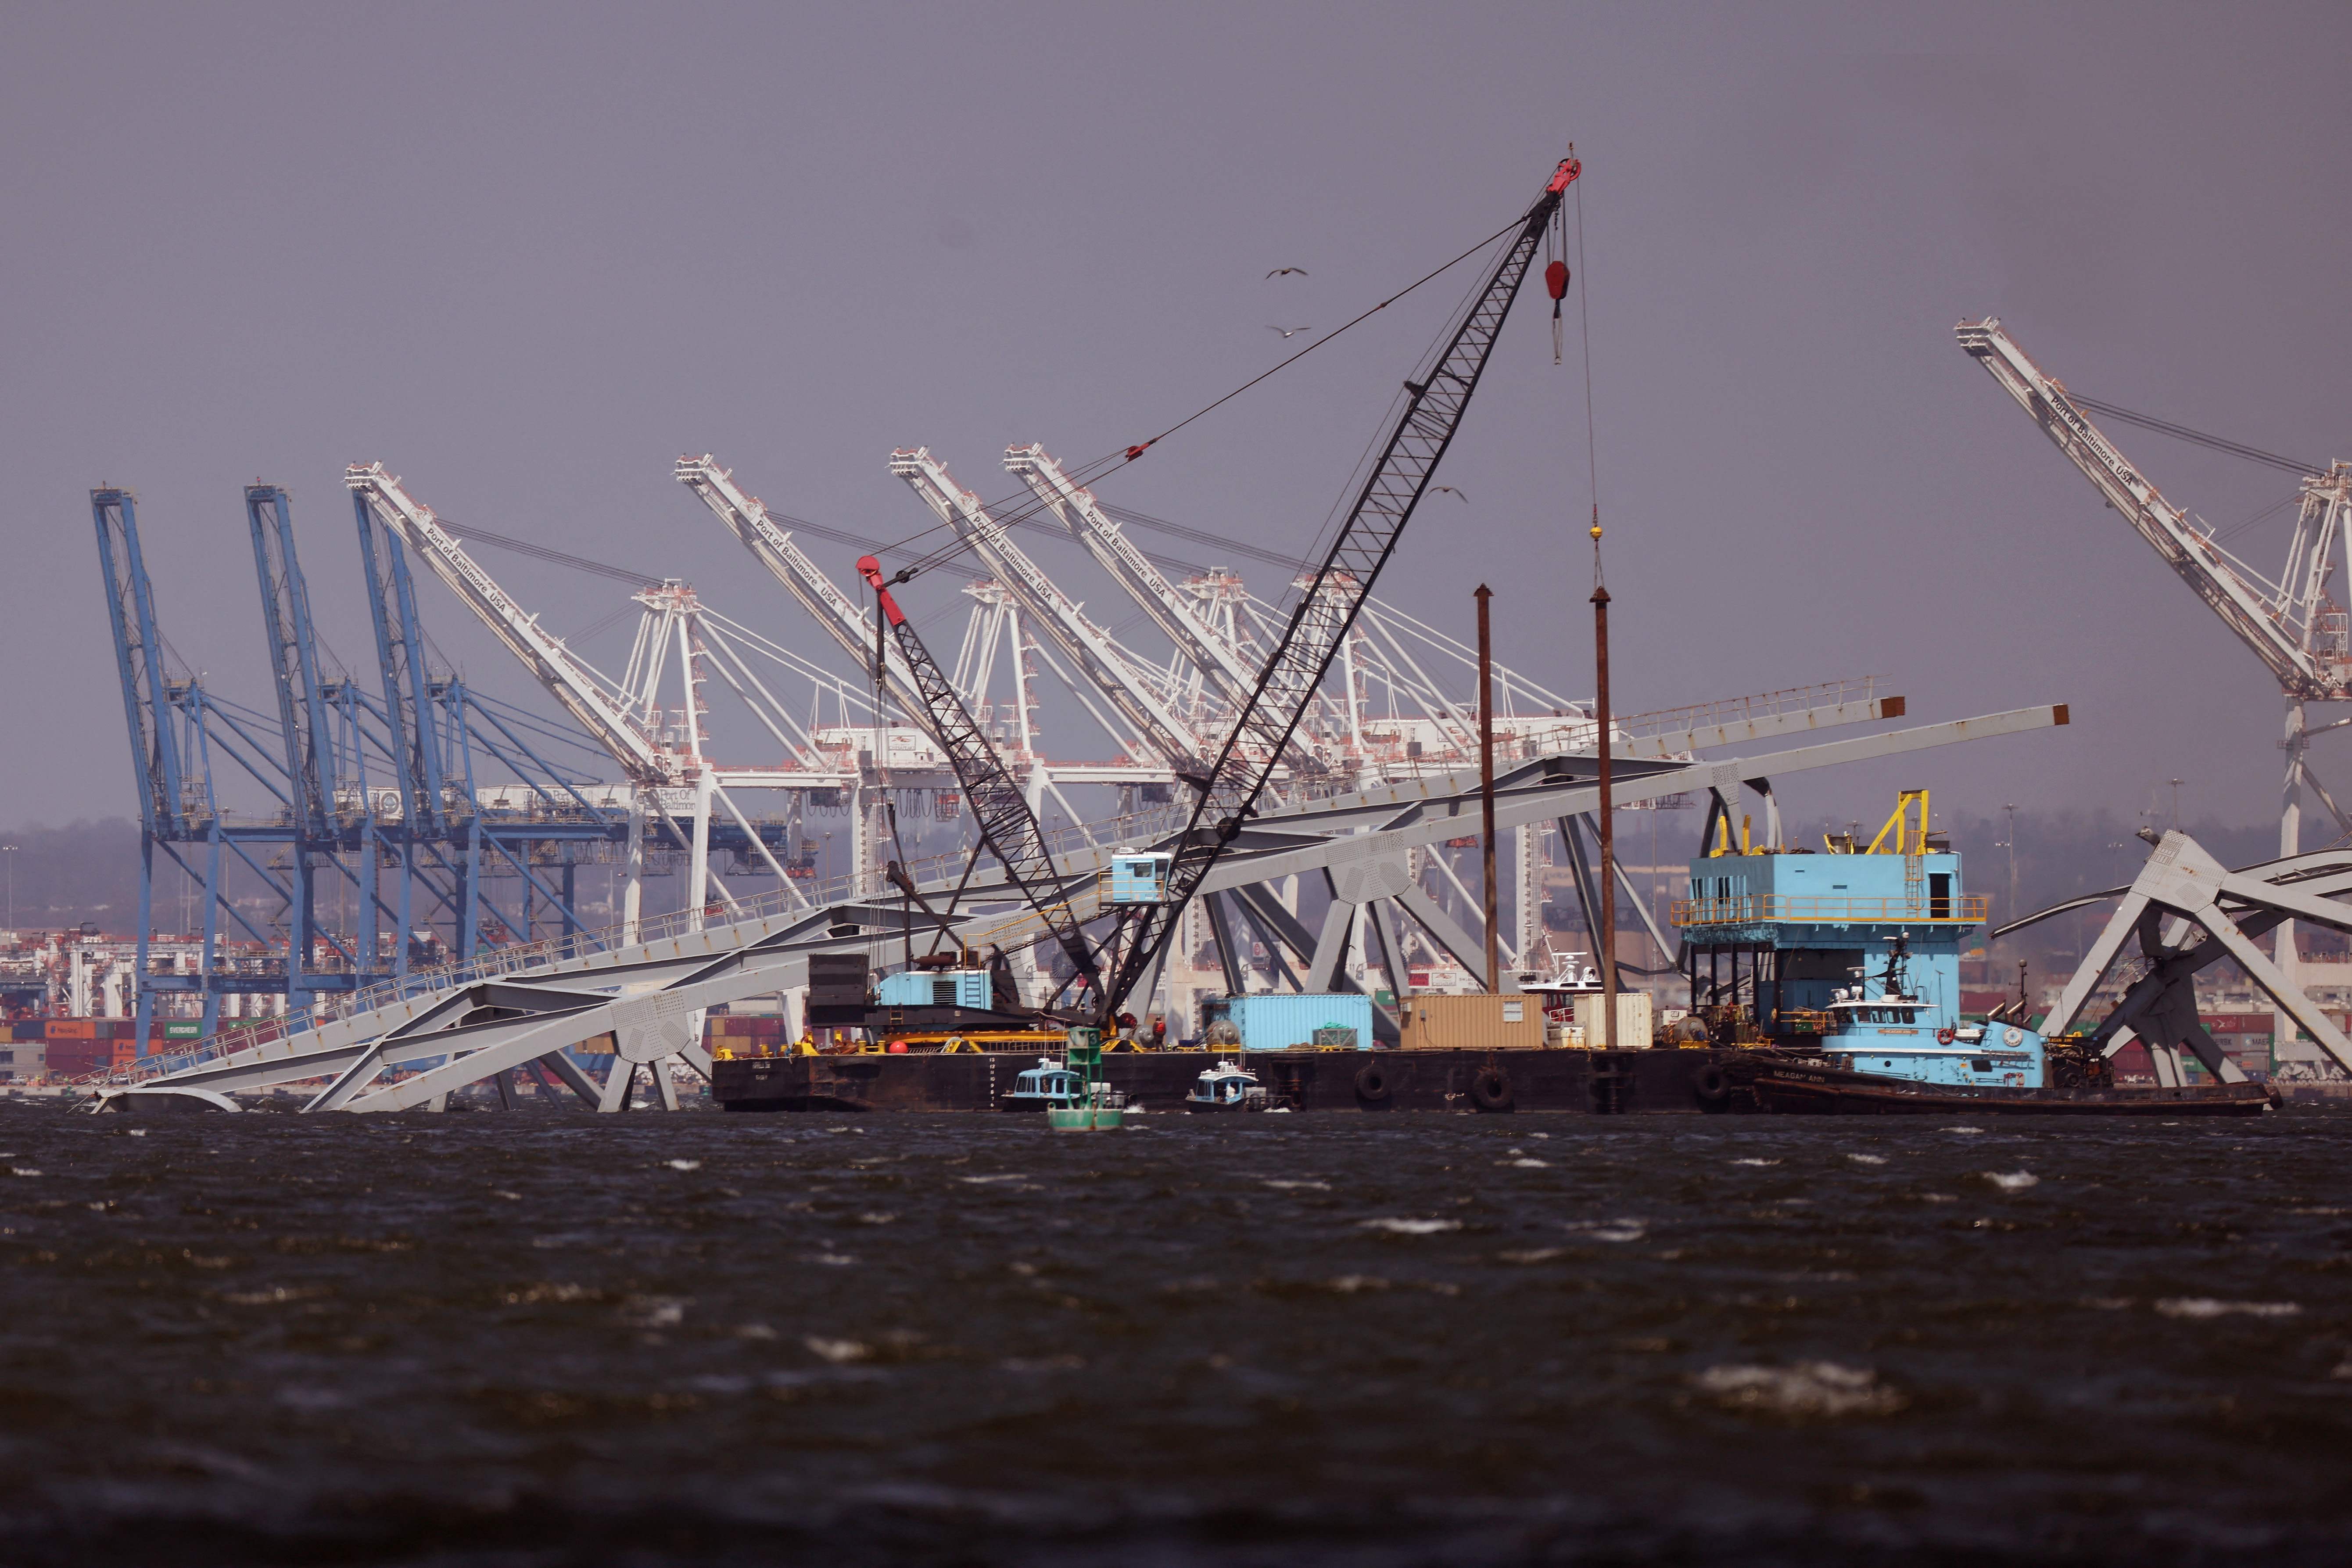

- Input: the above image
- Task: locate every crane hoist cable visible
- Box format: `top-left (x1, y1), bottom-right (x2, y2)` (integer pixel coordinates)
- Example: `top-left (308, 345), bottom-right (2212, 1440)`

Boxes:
top-left (439, 520), bottom-right (662, 587)
top-left (1083, 152), bottom-right (1583, 1026)
top-left (864, 208), bottom-right (1537, 583)
top-left (2067, 395), bottom-right (2323, 479)
top-left (1095, 501), bottom-right (1305, 572)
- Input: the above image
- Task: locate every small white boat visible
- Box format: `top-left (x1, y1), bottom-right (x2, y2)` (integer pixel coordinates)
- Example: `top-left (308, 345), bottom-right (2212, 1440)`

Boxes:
top-left (1184, 1060), bottom-right (1269, 1113)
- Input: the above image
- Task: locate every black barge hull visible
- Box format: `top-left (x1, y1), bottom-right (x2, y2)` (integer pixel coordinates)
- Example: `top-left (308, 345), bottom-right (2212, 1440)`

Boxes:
top-left (714, 1048), bottom-right (1751, 1115)
top-left (713, 1048), bottom-right (2286, 1116)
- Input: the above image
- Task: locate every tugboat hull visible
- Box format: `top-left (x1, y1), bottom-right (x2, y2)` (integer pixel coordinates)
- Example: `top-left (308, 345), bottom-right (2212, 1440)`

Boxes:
top-left (1730, 1055), bottom-right (2277, 1116)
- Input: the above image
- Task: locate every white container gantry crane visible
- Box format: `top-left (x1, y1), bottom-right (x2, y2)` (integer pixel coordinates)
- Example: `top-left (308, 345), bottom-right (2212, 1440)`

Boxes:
top-left (676, 454), bottom-right (1165, 894)
top-left (1003, 443), bottom-right (1330, 776)
top-left (1960, 317), bottom-right (2352, 1041)
top-left (676, 456), bottom-right (927, 725)
top-left (348, 465), bottom-right (837, 948)
top-left (891, 446), bottom-right (1209, 771)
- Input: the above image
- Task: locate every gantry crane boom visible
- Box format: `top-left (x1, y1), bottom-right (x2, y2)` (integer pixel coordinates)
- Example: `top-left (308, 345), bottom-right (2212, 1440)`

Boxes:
top-left (1002, 443), bottom-right (1263, 704)
top-left (1958, 318), bottom-right (2352, 700)
top-left (245, 485), bottom-right (338, 840)
top-left (1002, 442), bottom-right (1332, 772)
top-left (890, 447), bottom-right (1207, 768)
top-left (92, 488), bottom-right (190, 839)
top-left (1094, 154), bottom-right (1582, 1021)
top-left (352, 491), bottom-right (448, 836)
top-left (857, 555), bottom-right (1098, 992)
top-left (673, 455), bottom-right (929, 722)
top-left (345, 464), bottom-right (670, 783)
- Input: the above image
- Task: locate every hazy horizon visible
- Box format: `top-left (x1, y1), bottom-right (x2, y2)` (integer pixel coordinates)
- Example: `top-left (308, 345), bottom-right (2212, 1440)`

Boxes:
top-left (7, 2), bottom-right (2349, 842)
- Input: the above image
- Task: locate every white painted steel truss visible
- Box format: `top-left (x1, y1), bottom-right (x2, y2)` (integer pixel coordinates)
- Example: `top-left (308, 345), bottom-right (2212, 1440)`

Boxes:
top-left (2033, 829), bottom-right (2352, 1087)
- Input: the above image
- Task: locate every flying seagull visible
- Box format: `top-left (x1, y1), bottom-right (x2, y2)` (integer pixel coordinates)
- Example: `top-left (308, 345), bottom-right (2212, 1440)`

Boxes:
top-left (1266, 267), bottom-right (1309, 278)
top-left (1431, 486), bottom-right (1469, 502)
top-left (1267, 325), bottom-right (1309, 339)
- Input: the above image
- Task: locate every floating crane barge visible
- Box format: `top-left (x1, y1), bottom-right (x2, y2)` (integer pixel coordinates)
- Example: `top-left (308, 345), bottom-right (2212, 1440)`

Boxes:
top-left (715, 153), bottom-right (2265, 1119)
top-left (710, 791), bottom-right (2274, 1117)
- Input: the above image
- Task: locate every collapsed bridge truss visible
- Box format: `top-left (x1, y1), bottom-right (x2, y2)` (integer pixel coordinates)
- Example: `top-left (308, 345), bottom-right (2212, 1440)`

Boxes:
top-left (86, 701), bottom-right (2067, 1111)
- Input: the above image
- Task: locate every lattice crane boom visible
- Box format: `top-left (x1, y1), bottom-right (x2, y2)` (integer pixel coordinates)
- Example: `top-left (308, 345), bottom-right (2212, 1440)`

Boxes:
top-left (857, 555), bottom-right (1098, 991)
top-left (1959, 318), bottom-right (2352, 700)
top-left (1094, 153), bottom-right (1582, 1020)
top-left (345, 464), bottom-right (670, 782)
top-left (890, 447), bottom-right (1206, 768)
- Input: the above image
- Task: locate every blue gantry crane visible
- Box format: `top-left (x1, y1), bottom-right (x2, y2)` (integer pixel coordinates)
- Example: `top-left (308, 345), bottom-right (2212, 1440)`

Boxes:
top-left (93, 481), bottom-right (634, 1061)
top-left (97, 486), bottom-right (305, 1047)
top-left (246, 483), bottom-right (342, 1015)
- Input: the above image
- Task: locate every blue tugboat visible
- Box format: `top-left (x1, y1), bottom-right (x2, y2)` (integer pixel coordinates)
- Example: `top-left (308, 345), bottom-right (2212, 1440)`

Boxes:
top-left (1811, 947), bottom-right (2044, 1090)
top-left (1675, 790), bottom-right (2273, 1115)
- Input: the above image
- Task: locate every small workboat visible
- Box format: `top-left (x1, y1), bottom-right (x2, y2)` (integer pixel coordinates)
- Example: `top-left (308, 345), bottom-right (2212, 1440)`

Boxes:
top-left (1000, 1058), bottom-right (1083, 1113)
top-left (1184, 1060), bottom-right (1270, 1113)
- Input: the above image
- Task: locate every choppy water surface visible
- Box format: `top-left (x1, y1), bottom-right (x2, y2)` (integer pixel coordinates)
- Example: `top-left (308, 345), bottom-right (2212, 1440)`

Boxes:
top-left (2, 1105), bottom-right (2348, 1566)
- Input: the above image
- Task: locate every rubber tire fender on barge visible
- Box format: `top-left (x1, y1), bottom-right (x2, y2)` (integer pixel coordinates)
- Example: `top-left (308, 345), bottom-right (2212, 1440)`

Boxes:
top-left (1353, 1062), bottom-right (1394, 1103)
top-left (1692, 1062), bottom-right (1732, 1105)
top-left (1470, 1066), bottom-right (1514, 1112)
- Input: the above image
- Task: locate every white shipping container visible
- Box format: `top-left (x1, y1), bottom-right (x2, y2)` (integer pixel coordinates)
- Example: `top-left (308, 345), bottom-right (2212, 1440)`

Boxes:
top-left (1572, 992), bottom-right (1654, 1049)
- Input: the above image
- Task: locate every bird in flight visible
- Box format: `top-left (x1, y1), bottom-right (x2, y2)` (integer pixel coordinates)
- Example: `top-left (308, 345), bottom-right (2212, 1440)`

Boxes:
top-left (1267, 325), bottom-right (1309, 339)
top-left (1431, 486), bottom-right (1469, 503)
top-left (1266, 267), bottom-right (1309, 278)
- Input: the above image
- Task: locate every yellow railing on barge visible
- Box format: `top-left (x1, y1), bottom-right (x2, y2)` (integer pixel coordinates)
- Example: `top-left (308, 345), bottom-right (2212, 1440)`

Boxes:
top-left (1670, 893), bottom-right (1988, 927)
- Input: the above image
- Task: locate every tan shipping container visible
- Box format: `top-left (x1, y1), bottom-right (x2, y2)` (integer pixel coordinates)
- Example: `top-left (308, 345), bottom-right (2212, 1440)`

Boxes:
top-left (1397, 993), bottom-right (1546, 1051)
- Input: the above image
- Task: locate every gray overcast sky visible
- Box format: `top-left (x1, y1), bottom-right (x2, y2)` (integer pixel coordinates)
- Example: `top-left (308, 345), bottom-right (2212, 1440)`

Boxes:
top-left (6, 1), bottom-right (2349, 838)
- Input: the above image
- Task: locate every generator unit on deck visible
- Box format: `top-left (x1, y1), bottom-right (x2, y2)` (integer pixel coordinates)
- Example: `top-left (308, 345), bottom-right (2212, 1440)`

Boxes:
top-left (876, 969), bottom-right (993, 1010)
top-left (1108, 850), bottom-right (1174, 904)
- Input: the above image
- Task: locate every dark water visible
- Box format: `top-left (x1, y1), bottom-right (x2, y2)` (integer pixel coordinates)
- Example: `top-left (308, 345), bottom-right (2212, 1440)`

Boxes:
top-left (2, 1105), bottom-right (2349, 1566)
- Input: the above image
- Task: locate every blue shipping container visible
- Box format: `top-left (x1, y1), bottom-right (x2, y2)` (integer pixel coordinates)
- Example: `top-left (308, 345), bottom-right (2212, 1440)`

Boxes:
top-left (1225, 992), bottom-right (1374, 1051)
